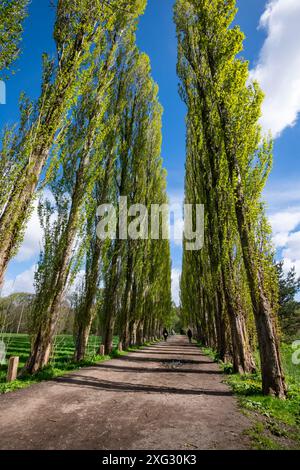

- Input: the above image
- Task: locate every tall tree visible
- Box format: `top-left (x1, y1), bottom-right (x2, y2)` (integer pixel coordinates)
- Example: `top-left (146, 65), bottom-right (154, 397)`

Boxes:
top-left (0, 0), bottom-right (144, 287)
top-left (25, 2), bottom-right (147, 373)
top-left (100, 52), bottom-right (171, 353)
top-left (73, 35), bottom-right (140, 362)
top-left (176, 0), bottom-right (286, 397)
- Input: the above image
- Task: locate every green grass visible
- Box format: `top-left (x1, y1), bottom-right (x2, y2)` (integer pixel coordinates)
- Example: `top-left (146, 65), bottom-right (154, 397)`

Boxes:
top-left (0, 333), bottom-right (119, 394)
top-left (200, 342), bottom-right (300, 449)
top-left (243, 422), bottom-right (286, 450)
top-left (0, 333), bottom-right (162, 394)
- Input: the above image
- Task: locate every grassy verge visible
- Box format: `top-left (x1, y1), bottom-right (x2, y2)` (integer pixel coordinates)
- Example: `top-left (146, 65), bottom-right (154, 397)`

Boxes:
top-left (199, 342), bottom-right (300, 449)
top-left (0, 334), bottom-right (161, 394)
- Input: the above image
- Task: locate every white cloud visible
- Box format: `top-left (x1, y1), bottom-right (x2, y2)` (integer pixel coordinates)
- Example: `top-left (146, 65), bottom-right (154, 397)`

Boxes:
top-left (272, 232), bottom-right (289, 249)
top-left (265, 179), bottom-right (300, 280)
top-left (267, 205), bottom-right (300, 279)
top-left (170, 206), bottom-right (184, 246)
top-left (168, 191), bottom-right (184, 206)
top-left (14, 190), bottom-right (56, 263)
top-left (172, 268), bottom-right (181, 306)
top-left (269, 210), bottom-right (300, 238)
top-left (282, 258), bottom-right (300, 279)
top-left (264, 186), bottom-right (300, 209)
top-left (1, 265), bottom-right (36, 297)
top-left (250, 0), bottom-right (300, 137)
top-left (282, 231), bottom-right (300, 262)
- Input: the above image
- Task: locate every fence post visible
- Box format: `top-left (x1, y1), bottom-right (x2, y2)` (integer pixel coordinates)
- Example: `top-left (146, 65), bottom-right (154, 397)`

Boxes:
top-left (6, 356), bottom-right (19, 382)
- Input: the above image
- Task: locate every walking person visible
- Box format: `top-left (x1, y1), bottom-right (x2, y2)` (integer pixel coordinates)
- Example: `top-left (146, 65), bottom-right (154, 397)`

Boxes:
top-left (163, 328), bottom-right (169, 342)
top-left (187, 329), bottom-right (193, 344)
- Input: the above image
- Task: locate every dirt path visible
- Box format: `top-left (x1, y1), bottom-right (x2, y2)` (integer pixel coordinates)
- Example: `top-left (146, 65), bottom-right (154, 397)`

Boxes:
top-left (0, 336), bottom-right (251, 450)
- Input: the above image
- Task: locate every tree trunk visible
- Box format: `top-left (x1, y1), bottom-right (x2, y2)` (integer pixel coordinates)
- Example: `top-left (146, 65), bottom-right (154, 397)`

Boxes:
top-left (103, 314), bottom-right (115, 355)
top-left (136, 320), bottom-right (144, 346)
top-left (121, 321), bottom-right (130, 350)
top-left (74, 239), bottom-right (103, 361)
top-left (74, 317), bottom-right (93, 362)
top-left (129, 320), bottom-right (137, 346)
top-left (227, 303), bottom-right (256, 374)
top-left (214, 288), bottom-right (227, 361)
top-left (232, 161), bottom-right (286, 396)
top-left (101, 247), bottom-right (120, 355)
top-left (25, 311), bottom-right (60, 374)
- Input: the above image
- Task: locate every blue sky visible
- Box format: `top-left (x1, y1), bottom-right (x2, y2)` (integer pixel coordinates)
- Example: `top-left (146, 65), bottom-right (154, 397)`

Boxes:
top-left (1, 0), bottom-right (300, 304)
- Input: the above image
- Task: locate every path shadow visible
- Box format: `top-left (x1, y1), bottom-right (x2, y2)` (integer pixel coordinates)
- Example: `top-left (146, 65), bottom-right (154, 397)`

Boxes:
top-left (53, 375), bottom-right (231, 397)
top-left (131, 350), bottom-right (206, 356)
top-left (115, 356), bottom-right (207, 365)
top-left (92, 363), bottom-right (222, 375)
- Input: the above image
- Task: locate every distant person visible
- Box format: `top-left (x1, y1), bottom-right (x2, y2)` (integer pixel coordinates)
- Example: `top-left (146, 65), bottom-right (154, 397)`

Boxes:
top-left (187, 329), bottom-right (193, 344)
top-left (163, 328), bottom-right (169, 342)
top-left (171, 329), bottom-right (176, 336)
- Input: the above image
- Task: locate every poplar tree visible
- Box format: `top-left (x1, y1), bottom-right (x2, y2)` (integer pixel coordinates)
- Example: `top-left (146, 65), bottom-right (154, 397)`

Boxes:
top-left (25, 2), bottom-right (147, 373)
top-left (100, 52), bottom-right (171, 353)
top-left (100, 51), bottom-right (158, 353)
top-left (73, 37), bottom-right (140, 362)
top-left (0, 0), bottom-right (144, 287)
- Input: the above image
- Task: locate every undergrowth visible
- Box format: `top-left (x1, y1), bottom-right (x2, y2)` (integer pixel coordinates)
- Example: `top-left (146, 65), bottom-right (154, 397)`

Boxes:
top-left (200, 342), bottom-right (300, 449)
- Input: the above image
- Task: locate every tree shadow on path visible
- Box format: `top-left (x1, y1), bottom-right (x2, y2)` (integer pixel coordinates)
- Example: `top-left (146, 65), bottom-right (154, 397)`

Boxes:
top-left (92, 363), bottom-right (222, 375)
top-left (53, 375), bottom-right (232, 396)
top-left (116, 356), bottom-right (208, 365)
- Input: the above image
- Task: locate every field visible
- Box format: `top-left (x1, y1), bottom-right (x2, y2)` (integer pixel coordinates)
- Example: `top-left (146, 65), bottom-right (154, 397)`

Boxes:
top-left (0, 333), bottom-right (119, 393)
top-left (202, 343), bottom-right (300, 449)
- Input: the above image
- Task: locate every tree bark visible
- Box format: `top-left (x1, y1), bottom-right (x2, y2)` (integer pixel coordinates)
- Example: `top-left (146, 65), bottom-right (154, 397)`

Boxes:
top-left (136, 320), bottom-right (144, 346)
top-left (234, 190), bottom-right (286, 395)
top-left (74, 321), bottom-right (93, 362)
top-left (25, 309), bottom-right (60, 374)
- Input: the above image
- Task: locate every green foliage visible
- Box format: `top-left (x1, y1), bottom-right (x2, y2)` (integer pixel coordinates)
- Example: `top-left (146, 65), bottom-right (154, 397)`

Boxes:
top-left (176, 0), bottom-right (285, 396)
top-left (226, 344), bottom-right (300, 447)
top-left (277, 262), bottom-right (300, 340)
top-left (201, 341), bottom-right (300, 448)
top-left (0, 293), bottom-right (33, 333)
top-left (0, 0), bottom-right (28, 76)
top-left (200, 346), bottom-right (220, 363)
top-left (0, 0), bottom-right (148, 288)
top-left (99, 44), bottom-right (171, 351)
top-left (244, 423), bottom-right (284, 450)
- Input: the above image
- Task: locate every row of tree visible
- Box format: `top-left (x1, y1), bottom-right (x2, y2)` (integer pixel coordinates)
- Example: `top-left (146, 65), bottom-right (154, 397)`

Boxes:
top-left (2, 0), bottom-right (294, 400)
top-left (0, 0), bottom-right (172, 373)
top-left (176, 0), bottom-right (287, 398)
